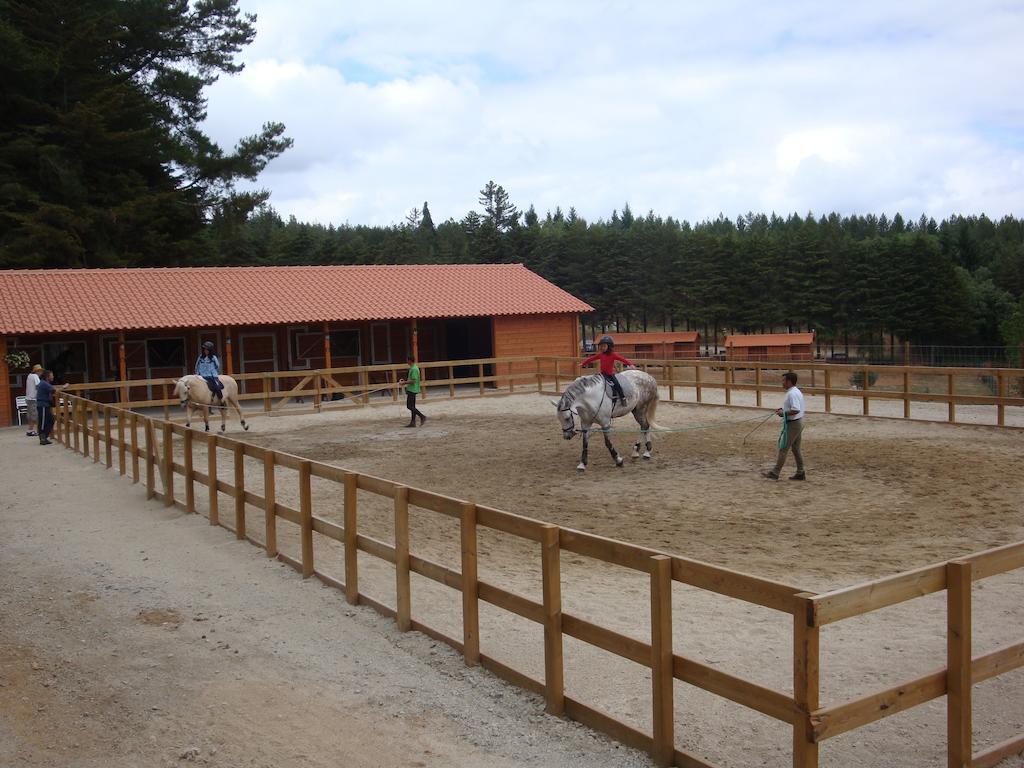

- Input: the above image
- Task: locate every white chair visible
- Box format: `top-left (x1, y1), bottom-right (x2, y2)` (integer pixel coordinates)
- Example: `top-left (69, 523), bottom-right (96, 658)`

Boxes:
top-left (15, 396), bottom-right (28, 425)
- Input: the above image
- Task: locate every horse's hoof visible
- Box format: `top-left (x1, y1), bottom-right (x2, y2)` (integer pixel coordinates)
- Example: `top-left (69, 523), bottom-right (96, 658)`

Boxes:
top-left (631, 451), bottom-right (640, 459)
top-left (643, 453), bottom-right (652, 460)
top-left (615, 458), bottom-right (624, 467)
top-left (576, 464), bottom-right (586, 472)
top-left (204, 425), bottom-right (209, 432)
top-left (243, 423), bottom-right (249, 431)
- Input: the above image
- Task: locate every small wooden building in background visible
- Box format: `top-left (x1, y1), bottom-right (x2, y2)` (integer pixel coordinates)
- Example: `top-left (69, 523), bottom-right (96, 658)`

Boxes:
top-left (724, 332), bottom-right (815, 362)
top-left (607, 332), bottom-right (701, 360)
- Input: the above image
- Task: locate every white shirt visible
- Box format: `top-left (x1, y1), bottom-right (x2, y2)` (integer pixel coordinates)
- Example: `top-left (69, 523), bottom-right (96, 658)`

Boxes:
top-left (25, 372), bottom-right (40, 400)
top-left (782, 386), bottom-right (805, 421)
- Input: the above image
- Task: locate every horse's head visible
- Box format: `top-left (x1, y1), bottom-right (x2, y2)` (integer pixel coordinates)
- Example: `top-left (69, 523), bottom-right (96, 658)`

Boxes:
top-left (172, 377), bottom-right (190, 405)
top-left (552, 397), bottom-right (577, 439)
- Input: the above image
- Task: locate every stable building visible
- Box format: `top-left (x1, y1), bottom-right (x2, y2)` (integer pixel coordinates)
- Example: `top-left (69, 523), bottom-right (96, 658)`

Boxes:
top-left (0, 264), bottom-right (592, 427)
top-left (724, 332), bottom-right (815, 363)
top-left (605, 332), bottom-right (701, 360)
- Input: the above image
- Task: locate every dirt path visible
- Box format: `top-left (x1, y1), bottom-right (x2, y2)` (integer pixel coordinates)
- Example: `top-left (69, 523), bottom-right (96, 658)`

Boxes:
top-left (0, 428), bottom-right (649, 768)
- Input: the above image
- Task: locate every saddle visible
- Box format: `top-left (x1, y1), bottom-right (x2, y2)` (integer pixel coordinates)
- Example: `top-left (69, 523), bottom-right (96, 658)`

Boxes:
top-left (601, 374), bottom-right (634, 406)
top-left (202, 376), bottom-right (225, 401)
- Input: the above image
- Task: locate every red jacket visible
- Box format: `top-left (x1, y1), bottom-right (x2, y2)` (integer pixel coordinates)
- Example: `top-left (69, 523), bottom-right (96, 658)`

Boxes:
top-left (582, 350), bottom-right (634, 376)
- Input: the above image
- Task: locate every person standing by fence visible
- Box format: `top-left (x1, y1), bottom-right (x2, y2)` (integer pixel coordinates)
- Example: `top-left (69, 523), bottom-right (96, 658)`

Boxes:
top-left (762, 371), bottom-right (806, 480)
top-left (35, 370), bottom-right (59, 445)
top-left (399, 355), bottom-right (426, 427)
top-left (24, 363), bottom-right (42, 436)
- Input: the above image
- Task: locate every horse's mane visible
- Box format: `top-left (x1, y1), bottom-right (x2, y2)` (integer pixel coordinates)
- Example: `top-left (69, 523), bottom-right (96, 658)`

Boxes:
top-left (559, 374), bottom-right (603, 406)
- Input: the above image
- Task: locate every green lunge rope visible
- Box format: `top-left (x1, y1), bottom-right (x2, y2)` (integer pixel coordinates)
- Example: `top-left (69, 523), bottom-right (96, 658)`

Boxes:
top-left (777, 415), bottom-right (788, 450)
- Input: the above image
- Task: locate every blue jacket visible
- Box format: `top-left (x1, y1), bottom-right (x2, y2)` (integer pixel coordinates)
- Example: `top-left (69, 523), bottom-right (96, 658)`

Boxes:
top-left (36, 379), bottom-right (56, 407)
top-left (195, 354), bottom-right (220, 378)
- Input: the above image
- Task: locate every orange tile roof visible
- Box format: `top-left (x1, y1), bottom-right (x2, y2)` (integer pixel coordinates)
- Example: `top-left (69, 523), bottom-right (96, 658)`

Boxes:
top-left (0, 264), bottom-right (593, 334)
top-left (725, 332), bottom-right (815, 347)
top-left (606, 332), bottom-right (699, 344)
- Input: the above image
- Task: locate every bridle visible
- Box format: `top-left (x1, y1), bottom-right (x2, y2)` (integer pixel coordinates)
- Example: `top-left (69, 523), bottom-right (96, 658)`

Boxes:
top-left (558, 403), bottom-right (581, 438)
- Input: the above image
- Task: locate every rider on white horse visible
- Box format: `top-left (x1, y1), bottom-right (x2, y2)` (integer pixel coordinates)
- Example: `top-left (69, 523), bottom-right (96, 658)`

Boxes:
top-left (581, 335), bottom-right (634, 406)
top-left (195, 341), bottom-right (225, 402)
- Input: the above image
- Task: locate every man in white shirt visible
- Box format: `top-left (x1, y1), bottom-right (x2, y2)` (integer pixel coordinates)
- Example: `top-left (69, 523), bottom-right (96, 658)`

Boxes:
top-left (761, 371), bottom-right (806, 481)
top-left (24, 363), bottom-right (42, 437)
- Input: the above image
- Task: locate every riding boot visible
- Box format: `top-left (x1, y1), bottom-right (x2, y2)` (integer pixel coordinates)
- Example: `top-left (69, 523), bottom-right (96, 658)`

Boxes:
top-left (404, 418), bottom-right (417, 428)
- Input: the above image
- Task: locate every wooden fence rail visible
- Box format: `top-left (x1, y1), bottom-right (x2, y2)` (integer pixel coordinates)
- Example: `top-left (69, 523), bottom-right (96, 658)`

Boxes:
top-left (56, 354), bottom-right (1024, 429)
top-left (53, 392), bottom-right (1024, 767)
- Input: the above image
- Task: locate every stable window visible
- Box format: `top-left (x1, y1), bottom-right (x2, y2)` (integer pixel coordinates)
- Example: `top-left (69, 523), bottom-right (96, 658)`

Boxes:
top-left (147, 338), bottom-right (185, 368)
top-left (330, 329), bottom-right (360, 360)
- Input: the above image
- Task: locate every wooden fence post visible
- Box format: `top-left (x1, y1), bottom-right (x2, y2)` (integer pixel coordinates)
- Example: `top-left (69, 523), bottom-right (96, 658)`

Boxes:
top-left (343, 472), bottom-right (359, 604)
top-left (724, 365), bottom-right (732, 406)
top-left (667, 361), bottom-right (675, 402)
top-left (903, 369), bottom-right (911, 419)
top-left (91, 404), bottom-right (100, 462)
top-left (233, 442), bottom-right (245, 539)
top-left (508, 361), bottom-right (514, 393)
top-left (104, 406), bottom-right (112, 468)
top-left (161, 421), bottom-right (174, 507)
top-left (73, 400), bottom-right (81, 454)
top-left (862, 366), bottom-right (870, 416)
top-left (117, 410), bottom-right (126, 475)
top-left (536, 358), bottom-right (542, 393)
top-left (553, 359), bottom-right (560, 394)
top-left (793, 593), bottom-right (819, 768)
top-left (183, 429), bottom-right (195, 513)
top-left (299, 460), bottom-right (313, 578)
top-left (130, 412), bottom-right (140, 483)
top-left (361, 369), bottom-right (370, 405)
top-left (264, 451), bottom-right (277, 557)
top-left (145, 421), bottom-right (156, 500)
top-left (541, 524), bottom-right (564, 716)
top-left (695, 363), bottom-right (703, 403)
top-left (394, 485), bottom-right (411, 632)
top-left (263, 374), bottom-right (271, 413)
top-left (948, 374), bottom-right (956, 423)
top-left (314, 371), bottom-right (322, 412)
top-left (997, 373), bottom-right (1006, 427)
top-left (450, 365), bottom-right (456, 398)
top-left (824, 368), bottom-right (832, 413)
top-left (479, 363), bottom-right (486, 396)
top-left (161, 381), bottom-right (169, 421)
top-left (947, 560), bottom-right (972, 768)
top-left (650, 555), bottom-right (674, 767)
top-left (207, 434), bottom-right (219, 526)
top-left (460, 501), bottom-right (480, 666)
top-left (756, 366), bottom-right (763, 407)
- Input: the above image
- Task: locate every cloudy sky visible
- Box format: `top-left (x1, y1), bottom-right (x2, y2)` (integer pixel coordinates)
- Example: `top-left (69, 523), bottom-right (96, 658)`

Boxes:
top-left (202, 1), bottom-right (1024, 227)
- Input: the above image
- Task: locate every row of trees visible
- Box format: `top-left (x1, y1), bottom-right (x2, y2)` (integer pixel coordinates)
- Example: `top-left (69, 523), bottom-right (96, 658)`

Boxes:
top-left (196, 189), bottom-right (1024, 348)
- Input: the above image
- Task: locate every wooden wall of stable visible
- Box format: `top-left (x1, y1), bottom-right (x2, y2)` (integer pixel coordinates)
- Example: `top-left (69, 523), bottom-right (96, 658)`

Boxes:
top-left (493, 314), bottom-right (579, 378)
top-left (52, 392), bottom-right (1024, 768)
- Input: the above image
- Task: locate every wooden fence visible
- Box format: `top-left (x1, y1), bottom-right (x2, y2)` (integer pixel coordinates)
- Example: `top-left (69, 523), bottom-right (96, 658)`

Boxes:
top-left (49, 391), bottom-right (1024, 768)
top-left (59, 354), bottom-right (1024, 429)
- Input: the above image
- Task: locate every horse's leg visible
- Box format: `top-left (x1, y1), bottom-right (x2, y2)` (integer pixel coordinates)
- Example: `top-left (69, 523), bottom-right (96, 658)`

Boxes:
top-left (220, 400), bottom-right (227, 432)
top-left (184, 403), bottom-right (191, 429)
top-left (631, 407), bottom-right (642, 458)
top-left (229, 396), bottom-right (248, 431)
top-left (577, 428), bottom-right (589, 472)
top-left (203, 405), bottom-right (210, 432)
top-left (602, 423), bottom-right (624, 467)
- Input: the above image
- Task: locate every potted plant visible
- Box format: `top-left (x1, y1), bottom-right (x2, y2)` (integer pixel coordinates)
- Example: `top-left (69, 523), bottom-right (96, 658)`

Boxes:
top-left (4, 350), bottom-right (31, 371)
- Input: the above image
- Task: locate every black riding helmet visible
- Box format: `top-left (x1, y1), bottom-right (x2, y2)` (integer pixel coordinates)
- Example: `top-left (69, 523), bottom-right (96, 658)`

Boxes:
top-left (202, 341), bottom-right (215, 351)
top-left (599, 335), bottom-right (614, 347)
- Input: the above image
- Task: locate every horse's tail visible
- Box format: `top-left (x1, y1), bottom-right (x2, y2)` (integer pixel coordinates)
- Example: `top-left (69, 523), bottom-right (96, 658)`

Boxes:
top-left (645, 390), bottom-right (669, 431)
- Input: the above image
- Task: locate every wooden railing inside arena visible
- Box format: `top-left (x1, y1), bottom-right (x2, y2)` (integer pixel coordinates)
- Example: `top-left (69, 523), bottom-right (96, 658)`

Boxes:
top-left (59, 354), bottom-right (1024, 428)
top-left (49, 391), bottom-right (1024, 768)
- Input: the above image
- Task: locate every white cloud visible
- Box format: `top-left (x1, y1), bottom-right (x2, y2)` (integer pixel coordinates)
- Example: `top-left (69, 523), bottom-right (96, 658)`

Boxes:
top-left (202, 1), bottom-right (1024, 226)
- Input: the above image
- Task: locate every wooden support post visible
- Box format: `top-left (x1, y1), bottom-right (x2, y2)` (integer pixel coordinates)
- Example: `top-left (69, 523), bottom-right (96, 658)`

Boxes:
top-left (130, 412), bottom-right (140, 482)
top-left (862, 367), bottom-right (870, 416)
top-left (997, 373), bottom-right (1006, 427)
top-left (145, 421), bottom-right (156, 500)
top-left (479, 363), bottom-right (485, 396)
top-left (263, 451), bottom-right (277, 557)
top-left (667, 361), bottom-right (675, 401)
top-left (224, 329), bottom-right (234, 374)
top-left (410, 318), bottom-right (418, 362)
top-left (756, 366), bottom-right (763, 407)
top-left (117, 330), bottom-right (128, 405)
top-left (361, 369), bottom-right (370, 405)
top-left (207, 434), bottom-right (219, 526)
top-left (299, 460), bottom-right (313, 578)
top-left (343, 472), bottom-right (359, 604)
top-left (183, 429), bottom-right (195, 513)
top-left (322, 323), bottom-right (332, 372)
top-left (540, 524), bottom-right (564, 715)
top-left (394, 485), bottom-right (411, 632)
top-left (161, 421), bottom-right (174, 507)
top-left (161, 381), bottom-right (169, 421)
top-left (314, 370), bottom-right (322, 412)
top-left (62, 398), bottom-right (71, 449)
top-left (947, 560), bottom-right (972, 768)
top-left (650, 555), bottom-right (674, 767)
top-left (904, 340), bottom-right (911, 365)
top-left (724, 365), bottom-right (732, 406)
top-left (117, 409), bottom-right (126, 475)
top-left (233, 442), bottom-right (245, 539)
top-left (904, 370), bottom-right (911, 419)
top-left (263, 374), bottom-right (271, 413)
top-left (460, 502), bottom-right (480, 666)
top-left (948, 373), bottom-right (956, 423)
top-left (73, 400), bottom-right (81, 454)
top-left (450, 365), bottom-right (456, 398)
top-left (103, 407), bottom-right (112, 468)
top-left (695, 363), bottom-right (703, 403)
top-left (824, 368), bottom-right (832, 413)
top-left (91, 404), bottom-right (100, 462)
top-left (793, 593), bottom-right (820, 768)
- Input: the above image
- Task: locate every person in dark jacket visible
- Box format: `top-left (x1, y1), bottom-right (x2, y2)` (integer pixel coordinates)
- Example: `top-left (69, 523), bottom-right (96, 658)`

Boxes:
top-left (35, 370), bottom-right (60, 445)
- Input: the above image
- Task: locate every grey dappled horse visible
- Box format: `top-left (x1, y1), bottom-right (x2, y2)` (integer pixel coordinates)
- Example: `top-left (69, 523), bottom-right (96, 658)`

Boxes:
top-left (553, 369), bottom-right (661, 472)
top-left (173, 375), bottom-right (249, 432)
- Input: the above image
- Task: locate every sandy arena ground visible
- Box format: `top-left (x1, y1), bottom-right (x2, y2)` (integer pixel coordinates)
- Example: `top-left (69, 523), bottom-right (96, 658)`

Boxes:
top-left (2, 387), bottom-right (1023, 767)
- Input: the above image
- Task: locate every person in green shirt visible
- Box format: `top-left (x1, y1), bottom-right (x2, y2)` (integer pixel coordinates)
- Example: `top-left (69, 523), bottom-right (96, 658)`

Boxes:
top-left (399, 355), bottom-right (426, 427)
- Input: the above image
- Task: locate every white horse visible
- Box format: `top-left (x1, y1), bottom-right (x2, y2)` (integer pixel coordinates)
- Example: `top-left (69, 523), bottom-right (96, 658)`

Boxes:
top-left (553, 369), bottom-right (661, 472)
top-left (173, 375), bottom-right (249, 432)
